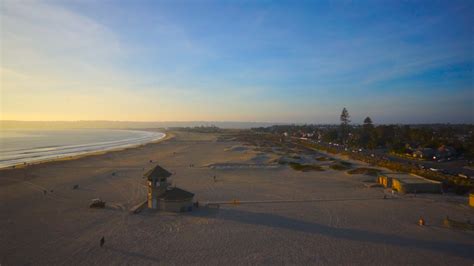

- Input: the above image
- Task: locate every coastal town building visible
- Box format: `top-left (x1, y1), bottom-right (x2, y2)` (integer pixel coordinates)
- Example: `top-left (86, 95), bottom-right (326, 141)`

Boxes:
top-left (434, 145), bottom-right (456, 160)
top-left (413, 148), bottom-right (435, 159)
top-left (411, 145), bottom-right (457, 160)
top-left (146, 164), bottom-right (194, 212)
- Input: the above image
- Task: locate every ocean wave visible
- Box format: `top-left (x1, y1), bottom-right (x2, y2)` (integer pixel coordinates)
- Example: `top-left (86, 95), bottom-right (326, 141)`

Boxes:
top-left (0, 130), bottom-right (165, 168)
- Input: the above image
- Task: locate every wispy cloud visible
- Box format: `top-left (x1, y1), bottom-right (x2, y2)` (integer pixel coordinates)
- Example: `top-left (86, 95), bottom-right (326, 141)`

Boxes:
top-left (1, 1), bottom-right (472, 123)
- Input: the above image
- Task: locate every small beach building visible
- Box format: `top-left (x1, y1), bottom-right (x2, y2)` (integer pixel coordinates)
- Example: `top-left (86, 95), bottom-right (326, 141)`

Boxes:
top-left (145, 164), bottom-right (194, 212)
top-left (377, 174), bottom-right (393, 188)
top-left (157, 187), bottom-right (195, 212)
top-left (382, 173), bottom-right (441, 194)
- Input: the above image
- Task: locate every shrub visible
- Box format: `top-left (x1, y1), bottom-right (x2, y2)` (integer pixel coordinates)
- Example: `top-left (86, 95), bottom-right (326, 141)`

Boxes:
top-left (315, 156), bottom-right (329, 161)
top-left (339, 161), bottom-right (352, 167)
top-left (347, 168), bottom-right (381, 176)
top-left (329, 163), bottom-right (351, 171)
top-left (289, 162), bottom-right (325, 172)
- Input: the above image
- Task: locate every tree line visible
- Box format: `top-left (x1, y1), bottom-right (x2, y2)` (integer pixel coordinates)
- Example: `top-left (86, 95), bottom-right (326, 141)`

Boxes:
top-left (252, 108), bottom-right (474, 158)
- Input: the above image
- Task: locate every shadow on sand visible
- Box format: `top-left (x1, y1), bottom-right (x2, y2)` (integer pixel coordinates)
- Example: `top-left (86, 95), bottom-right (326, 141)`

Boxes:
top-left (189, 208), bottom-right (474, 260)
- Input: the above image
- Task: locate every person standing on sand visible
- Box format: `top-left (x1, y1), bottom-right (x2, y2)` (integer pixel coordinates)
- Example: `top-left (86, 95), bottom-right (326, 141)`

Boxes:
top-left (100, 237), bottom-right (105, 247)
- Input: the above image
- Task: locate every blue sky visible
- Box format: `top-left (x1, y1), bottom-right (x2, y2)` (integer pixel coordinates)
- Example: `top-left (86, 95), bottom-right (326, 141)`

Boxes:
top-left (1, 0), bottom-right (473, 123)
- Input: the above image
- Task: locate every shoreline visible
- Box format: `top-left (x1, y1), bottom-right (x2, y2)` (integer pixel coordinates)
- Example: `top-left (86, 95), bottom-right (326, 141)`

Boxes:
top-left (0, 130), bottom-right (172, 171)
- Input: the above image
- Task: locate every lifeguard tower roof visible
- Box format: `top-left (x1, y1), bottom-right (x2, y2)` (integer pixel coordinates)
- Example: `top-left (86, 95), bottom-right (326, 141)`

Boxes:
top-left (144, 164), bottom-right (172, 181)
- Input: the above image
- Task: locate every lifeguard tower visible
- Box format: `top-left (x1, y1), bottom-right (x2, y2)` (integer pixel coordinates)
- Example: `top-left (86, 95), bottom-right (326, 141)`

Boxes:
top-left (145, 164), bottom-right (194, 212)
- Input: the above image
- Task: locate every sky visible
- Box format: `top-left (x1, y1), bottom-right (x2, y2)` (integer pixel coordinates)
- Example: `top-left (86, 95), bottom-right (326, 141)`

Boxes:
top-left (1, 0), bottom-right (473, 124)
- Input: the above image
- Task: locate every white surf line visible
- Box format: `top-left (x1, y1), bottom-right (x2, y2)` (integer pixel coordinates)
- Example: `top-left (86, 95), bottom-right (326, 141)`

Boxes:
top-left (0, 131), bottom-right (166, 169)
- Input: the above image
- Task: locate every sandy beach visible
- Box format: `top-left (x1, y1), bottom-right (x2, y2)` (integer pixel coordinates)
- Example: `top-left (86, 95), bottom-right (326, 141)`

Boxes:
top-left (1, 131), bottom-right (473, 265)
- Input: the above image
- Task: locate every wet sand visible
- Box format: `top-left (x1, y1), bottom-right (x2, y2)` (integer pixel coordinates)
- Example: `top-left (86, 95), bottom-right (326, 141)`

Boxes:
top-left (1, 131), bottom-right (473, 265)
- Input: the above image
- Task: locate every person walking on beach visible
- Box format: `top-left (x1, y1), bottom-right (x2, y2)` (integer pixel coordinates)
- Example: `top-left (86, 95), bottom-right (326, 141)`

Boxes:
top-left (100, 237), bottom-right (105, 247)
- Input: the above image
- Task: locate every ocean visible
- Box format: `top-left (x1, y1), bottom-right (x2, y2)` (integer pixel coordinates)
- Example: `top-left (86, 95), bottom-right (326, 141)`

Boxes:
top-left (0, 129), bottom-right (165, 169)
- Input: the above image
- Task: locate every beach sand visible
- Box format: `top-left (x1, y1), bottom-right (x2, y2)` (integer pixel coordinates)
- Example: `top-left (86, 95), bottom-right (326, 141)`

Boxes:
top-left (1, 131), bottom-right (473, 265)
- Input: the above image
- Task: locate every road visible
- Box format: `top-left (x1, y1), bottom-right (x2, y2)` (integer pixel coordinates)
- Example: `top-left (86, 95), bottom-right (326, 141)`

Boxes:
top-left (298, 138), bottom-right (473, 178)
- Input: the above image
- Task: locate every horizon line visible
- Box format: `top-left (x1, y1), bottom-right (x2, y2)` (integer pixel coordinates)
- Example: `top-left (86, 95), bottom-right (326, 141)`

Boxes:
top-left (1, 120), bottom-right (473, 126)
